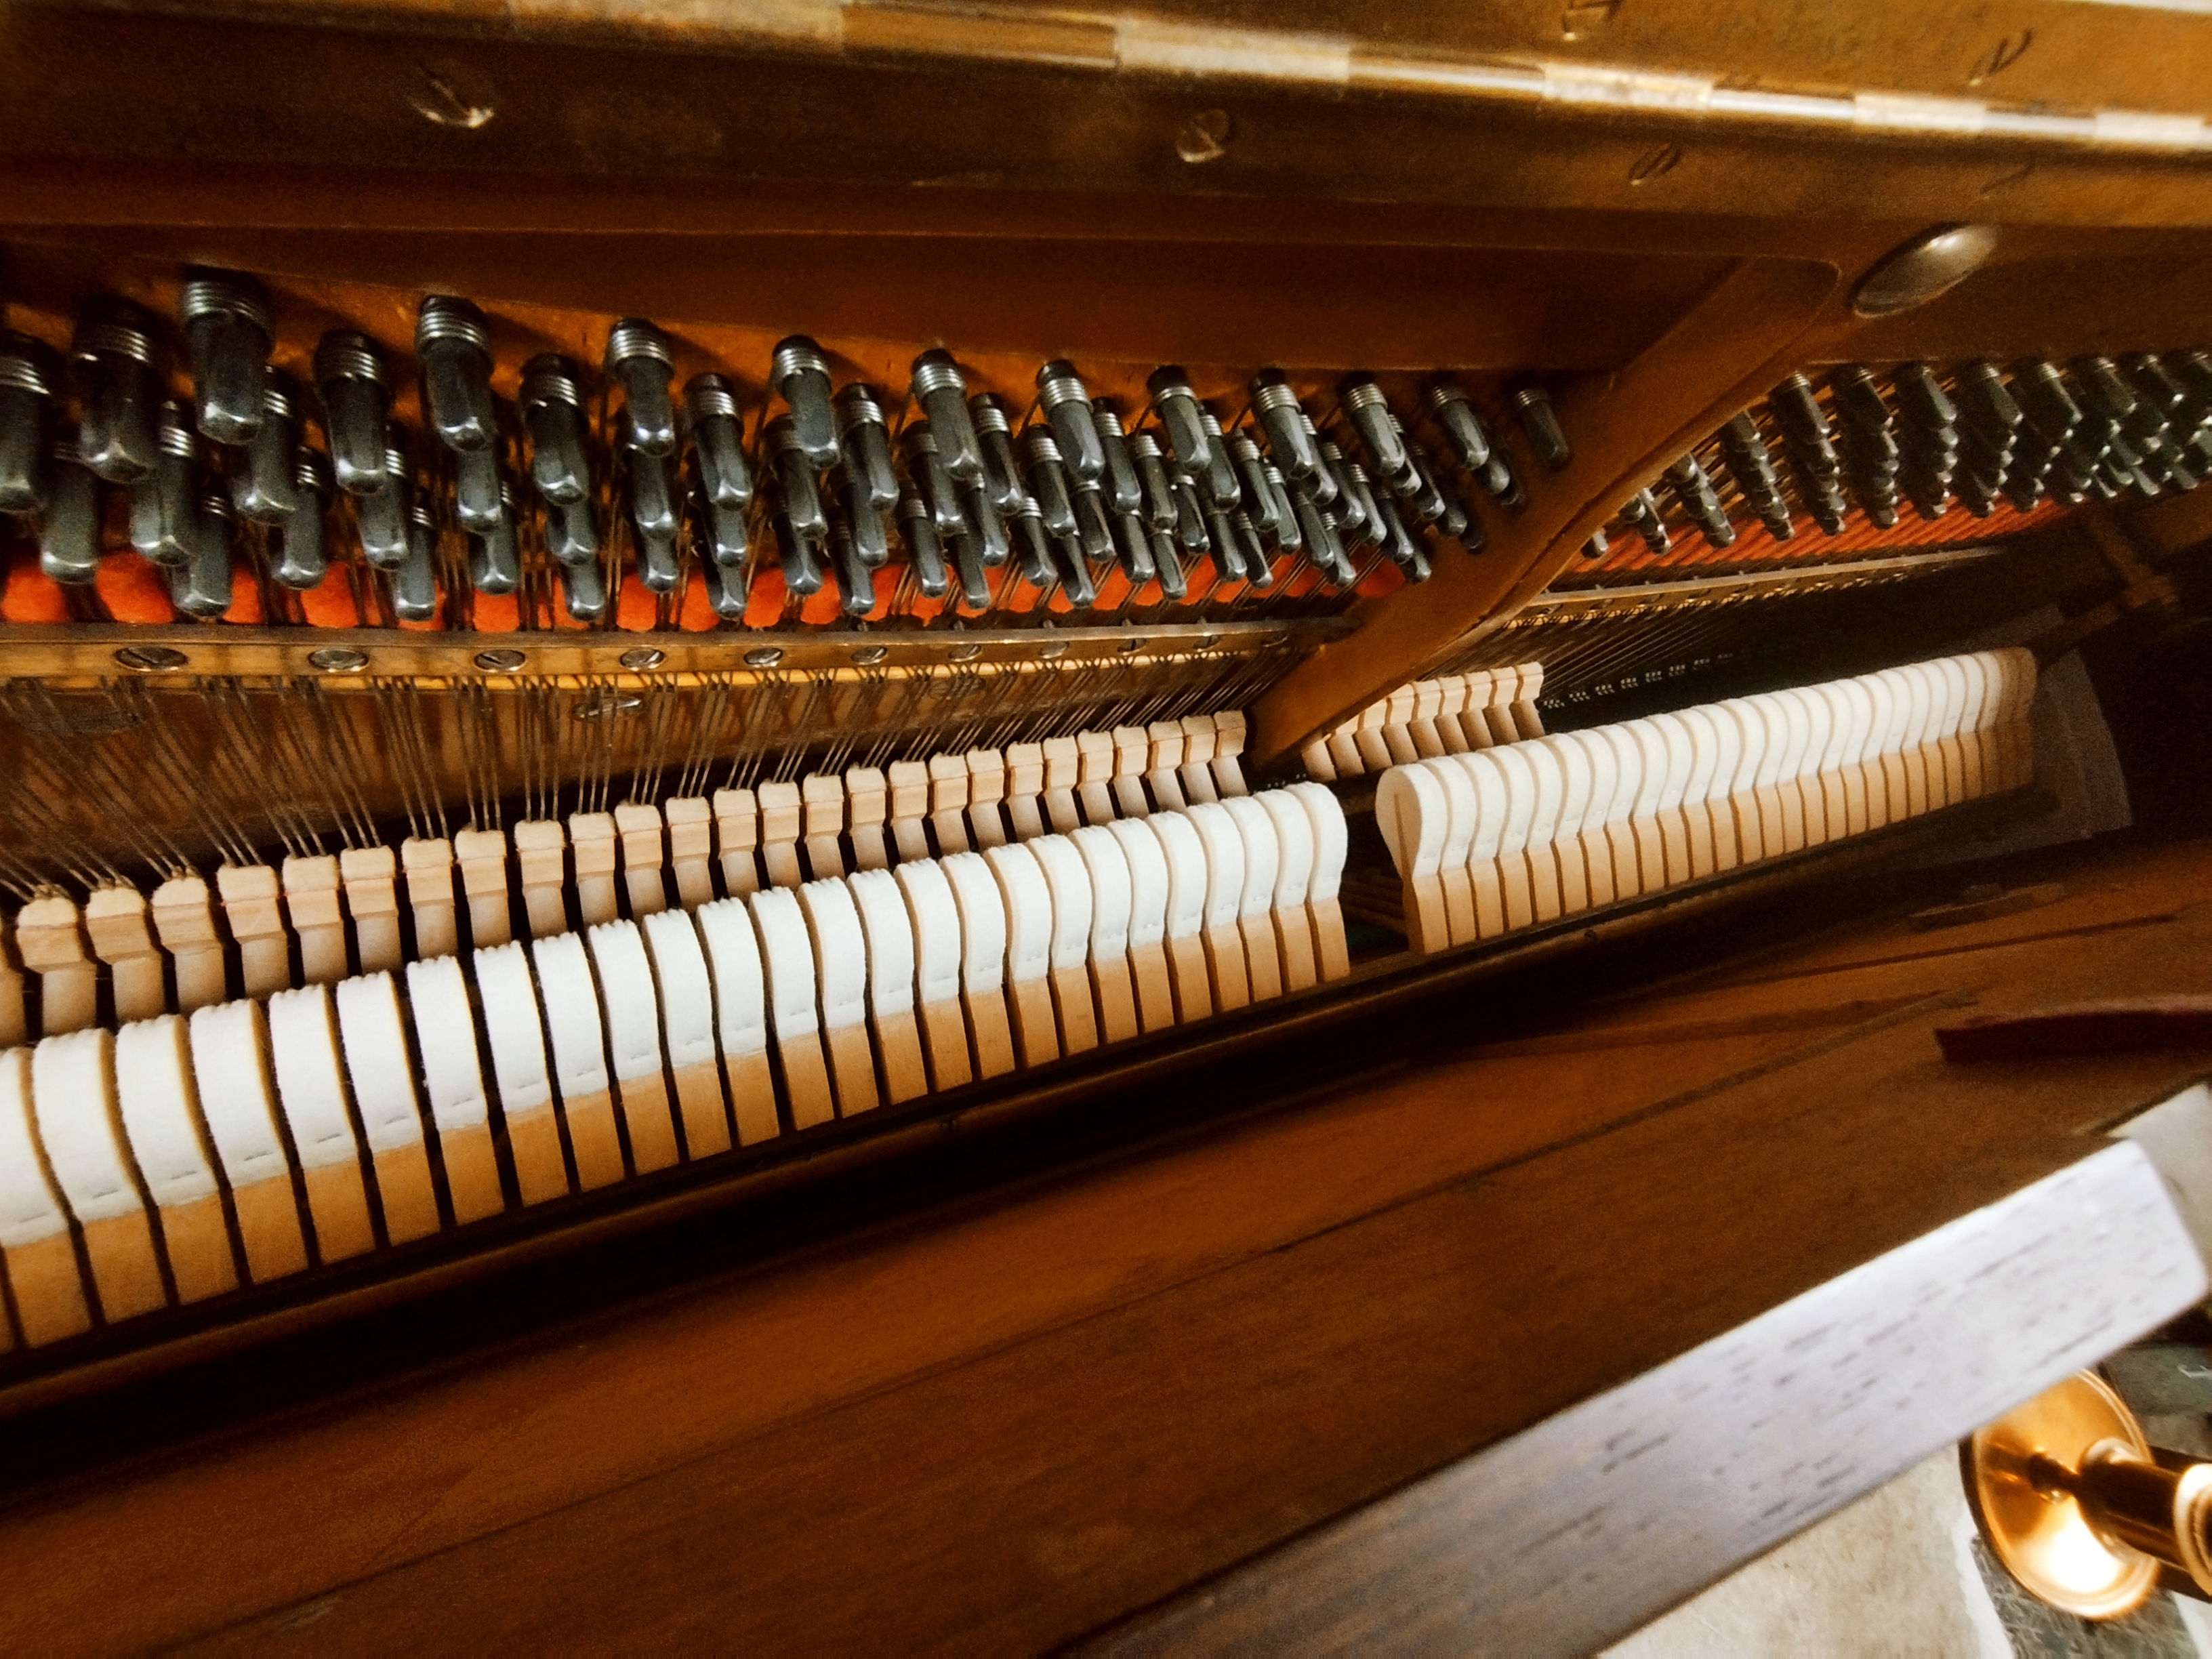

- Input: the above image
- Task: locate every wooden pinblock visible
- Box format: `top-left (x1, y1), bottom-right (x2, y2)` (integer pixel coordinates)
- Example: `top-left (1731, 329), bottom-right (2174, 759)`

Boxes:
top-left (568, 812), bottom-right (622, 926)
top-left (1003, 743), bottom-right (1048, 842)
top-left (400, 836), bottom-right (459, 962)
top-left (1177, 714), bottom-right (1221, 805)
top-left (340, 844), bottom-right (403, 974)
top-left (926, 754), bottom-right (972, 856)
top-left (711, 787), bottom-right (763, 898)
top-left (1111, 726), bottom-right (1153, 818)
top-left (473, 943), bottom-right (571, 1205)
top-left (798, 881), bottom-right (881, 1117)
top-left (843, 768), bottom-right (890, 873)
top-left (115, 1015), bottom-right (238, 1303)
top-left (695, 900), bottom-right (782, 1147)
top-left (848, 869), bottom-right (930, 1105)
top-left (453, 826), bottom-right (514, 947)
top-left (1040, 737), bottom-right (1082, 834)
top-left (750, 888), bottom-right (837, 1130)
top-left (615, 800), bottom-right (671, 916)
top-left (1376, 764), bottom-right (1450, 957)
top-left (1185, 804), bottom-right (1252, 1011)
top-left (941, 852), bottom-right (1017, 1081)
top-left (641, 909), bottom-right (733, 1158)
top-left (16, 895), bottom-right (100, 1036)
top-left (887, 761), bottom-right (934, 863)
top-left (1031, 836), bottom-right (1099, 1054)
top-left (665, 797), bottom-right (718, 909)
top-left (1143, 720), bottom-right (1188, 813)
top-left (987, 842), bottom-right (1061, 1069)
top-left (800, 774), bottom-right (848, 879)
top-left (1106, 818), bottom-right (1178, 1029)
top-left (1075, 731), bottom-right (1115, 825)
top-left (335, 972), bottom-right (444, 1243)
top-left (529, 935), bottom-right (626, 1191)
top-left (0, 1047), bottom-right (92, 1345)
top-left (34, 1027), bottom-right (167, 1324)
top-left (189, 999), bottom-right (311, 1282)
top-left (1289, 783), bottom-right (1351, 983)
top-left (897, 862), bottom-right (974, 1094)
top-left (406, 956), bottom-right (509, 1223)
top-left (218, 864), bottom-right (292, 998)
top-left (265, 985), bottom-right (377, 1263)
top-left (1072, 825), bottom-right (1141, 1042)
top-left (1147, 811), bottom-right (1214, 1022)
top-left (85, 884), bottom-right (168, 1024)
top-left (586, 922), bottom-right (682, 1173)
top-left (283, 854), bottom-right (351, 985)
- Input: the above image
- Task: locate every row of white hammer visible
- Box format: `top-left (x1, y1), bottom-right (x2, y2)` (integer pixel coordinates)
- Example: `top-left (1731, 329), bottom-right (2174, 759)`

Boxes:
top-left (0, 710), bottom-right (1252, 1046)
top-left (0, 785), bottom-right (1351, 1347)
top-left (1374, 649), bottom-right (2039, 956)
top-left (1300, 662), bottom-right (1547, 781)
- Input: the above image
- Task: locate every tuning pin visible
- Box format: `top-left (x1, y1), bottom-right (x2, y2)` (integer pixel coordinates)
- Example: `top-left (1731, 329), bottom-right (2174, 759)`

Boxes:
top-left (2007, 361), bottom-right (2081, 447)
top-left (1206, 506), bottom-right (1246, 583)
top-left (1050, 528), bottom-right (1096, 609)
top-left (832, 464), bottom-right (892, 570)
top-left (388, 499), bottom-right (441, 622)
top-left (1248, 371), bottom-right (1319, 488)
top-left (1235, 513), bottom-right (1276, 590)
top-left (130, 402), bottom-right (199, 566)
top-left (354, 443), bottom-right (414, 569)
top-left (1425, 381), bottom-right (1492, 472)
top-left (827, 514), bottom-right (875, 617)
top-left (627, 433), bottom-right (679, 570)
top-left (960, 480), bottom-right (1007, 567)
top-left (701, 481), bottom-right (750, 569)
top-left (770, 337), bottom-right (839, 469)
top-left (560, 547), bottom-right (609, 623)
top-left (35, 433), bottom-right (100, 586)
top-left (771, 506), bottom-right (823, 599)
top-left (1475, 438), bottom-right (1523, 510)
top-left (898, 424), bottom-right (960, 539)
top-left (2129, 354), bottom-right (2194, 429)
top-left (1168, 466), bottom-right (1211, 554)
top-left (545, 497), bottom-right (600, 568)
top-left (1328, 445), bottom-right (1376, 541)
top-left (178, 272), bottom-right (273, 447)
top-left (1260, 463), bottom-right (1301, 553)
top-left (271, 449), bottom-right (330, 590)
top-left (231, 371), bottom-right (302, 525)
top-left (1898, 464), bottom-right (1951, 521)
top-left (1665, 454), bottom-right (1735, 547)
top-left (69, 303), bottom-right (160, 484)
top-left (1190, 407), bottom-right (1244, 510)
top-left (1338, 379), bottom-right (1411, 486)
top-left (2001, 445), bottom-right (2051, 514)
top-left (1399, 436), bottom-right (1451, 528)
top-left (1510, 384), bottom-right (1572, 471)
top-left (312, 331), bottom-right (392, 497)
top-left (1017, 425), bottom-right (1079, 541)
top-left (898, 491), bottom-right (951, 599)
top-left (1289, 491), bottom-right (1338, 584)
top-left (600, 319), bottom-right (676, 458)
top-left (1029, 360), bottom-right (1103, 485)
top-left (767, 413), bottom-right (829, 544)
top-left (1084, 401), bottom-right (1143, 517)
top-left (699, 546), bottom-right (747, 621)
top-left (1127, 430), bottom-right (1179, 533)
top-left (1951, 361), bottom-right (2023, 449)
top-left (1583, 527), bottom-right (1609, 562)
top-left (1145, 367), bottom-right (1214, 476)
top-left (0, 333), bottom-right (60, 517)
top-left (1224, 432), bottom-right (1279, 538)
top-left (1293, 411), bottom-right (1340, 509)
top-left (466, 480), bottom-right (519, 597)
top-left (1716, 413), bottom-right (1790, 532)
top-left (415, 297), bottom-right (499, 455)
top-left (1807, 475), bottom-right (1850, 533)
top-left (1315, 441), bottom-right (1367, 539)
top-left (169, 491), bottom-right (236, 619)
top-left (1071, 480), bottom-right (1115, 566)
top-left (1889, 363), bottom-right (1955, 429)
top-left (964, 393), bottom-right (1027, 517)
top-left (518, 354), bottom-right (592, 508)
top-left (1618, 488), bottom-right (1671, 554)
top-left (1112, 508), bottom-right (1157, 586)
top-left (1009, 495), bottom-right (1054, 590)
top-left (832, 384), bottom-right (899, 512)
top-left (452, 442), bottom-right (504, 536)
top-left (2071, 355), bottom-right (2136, 426)
top-left (910, 349), bottom-right (984, 483)
top-left (1828, 367), bottom-right (1892, 438)
top-left (1149, 527), bottom-right (1189, 601)
top-left (1767, 375), bottom-right (1840, 476)
top-left (686, 374), bottom-right (754, 514)
top-left (1370, 489), bottom-right (1425, 576)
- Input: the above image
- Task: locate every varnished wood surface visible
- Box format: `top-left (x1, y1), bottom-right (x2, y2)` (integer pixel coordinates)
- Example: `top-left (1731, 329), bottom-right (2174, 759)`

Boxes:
top-left (2, 834), bottom-right (2209, 1650)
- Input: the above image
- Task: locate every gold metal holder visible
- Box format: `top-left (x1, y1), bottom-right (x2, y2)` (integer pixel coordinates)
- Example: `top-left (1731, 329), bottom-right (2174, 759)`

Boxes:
top-left (1963, 1369), bottom-right (2212, 1620)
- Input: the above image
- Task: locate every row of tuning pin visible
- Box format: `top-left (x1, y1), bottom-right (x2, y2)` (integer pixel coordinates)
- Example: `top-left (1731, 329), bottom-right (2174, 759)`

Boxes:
top-left (0, 272), bottom-right (1565, 626)
top-left (1595, 352), bottom-right (2212, 562)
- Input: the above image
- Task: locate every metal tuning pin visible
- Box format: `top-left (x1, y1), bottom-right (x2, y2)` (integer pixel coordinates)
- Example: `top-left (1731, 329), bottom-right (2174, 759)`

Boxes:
top-left (899, 491), bottom-right (953, 600)
top-left (2127, 354), bottom-right (2192, 430)
top-left (1372, 491), bottom-right (1427, 578)
top-left (1111, 506), bottom-right (1156, 586)
top-left (910, 349), bottom-right (983, 483)
top-left (1320, 441), bottom-right (1371, 540)
top-left (1048, 525), bottom-right (1094, 609)
top-left (1127, 430), bottom-right (1178, 532)
top-left (626, 436), bottom-right (681, 593)
top-left (416, 297), bottom-right (499, 455)
top-left (2074, 355), bottom-right (2138, 427)
top-left (1226, 432), bottom-right (1279, 537)
top-left (834, 463), bottom-right (893, 570)
top-left (315, 331), bottom-right (393, 498)
top-left (0, 332), bottom-right (60, 516)
top-left (231, 371), bottom-right (302, 525)
top-left (772, 504), bottom-right (824, 599)
top-left (519, 354), bottom-right (592, 508)
top-left (968, 394), bottom-right (1027, 515)
top-left (1149, 525), bottom-right (1188, 600)
top-left (1829, 367), bottom-right (1899, 527)
top-left (834, 384), bottom-right (900, 513)
top-left (1510, 383), bottom-right (1572, 471)
top-left (1204, 504), bottom-right (1246, 583)
top-left (273, 449), bottom-right (330, 591)
top-left (903, 424), bottom-right (965, 537)
top-left (1019, 426), bottom-right (1078, 540)
top-left (1891, 364), bottom-right (1961, 520)
top-left (605, 319), bottom-right (677, 458)
top-left (171, 490), bottom-right (235, 620)
top-left (468, 480), bottom-right (520, 596)
top-left (354, 444), bottom-right (411, 569)
top-left (1397, 435), bottom-right (1449, 528)
top-left (960, 480), bottom-right (1007, 567)
top-left (1235, 512), bottom-right (1275, 590)
top-left (178, 270), bottom-right (273, 447)
top-left (1091, 402), bottom-right (1143, 515)
top-left (1426, 380), bottom-right (1492, 472)
top-left (827, 514), bottom-right (876, 618)
top-left (1194, 407), bottom-right (1246, 509)
top-left (1768, 373), bottom-right (1841, 483)
top-left (1584, 527), bottom-right (1609, 561)
top-left (1665, 453), bottom-right (1736, 546)
top-left (561, 543), bottom-right (609, 623)
top-left (687, 374), bottom-right (754, 511)
top-left (1145, 367), bottom-right (1213, 475)
top-left (769, 413), bottom-right (830, 544)
top-left (1248, 371), bottom-right (1319, 487)
top-left (1035, 360), bottom-right (1105, 485)
top-left (699, 542), bottom-right (747, 621)
top-left (949, 527), bottom-right (993, 610)
top-left (1339, 378), bottom-right (1410, 488)
top-left (393, 499), bottom-right (441, 623)
top-left (454, 443), bottom-right (506, 535)
top-left (131, 401), bottom-right (199, 566)
top-left (1952, 361), bottom-right (2022, 487)
top-left (39, 433), bottom-right (101, 585)
top-left (2013, 361), bottom-right (2083, 447)
top-left (771, 336), bottom-right (839, 470)
top-left (1169, 466), bottom-right (1212, 554)
top-left (1261, 463), bottom-right (1300, 553)
top-left (1071, 478), bottom-right (1115, 566)
top-left (1008, 495), bottom-right (1054, 590)
top-left (546, 497), bottom-right (600, 568)
top-left (70, 303), bottom-right (160, 484)
top-left (1618, 488), bottom-right (1671, 554)
top-left (1715, 413), bottom-right (1791, 539)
